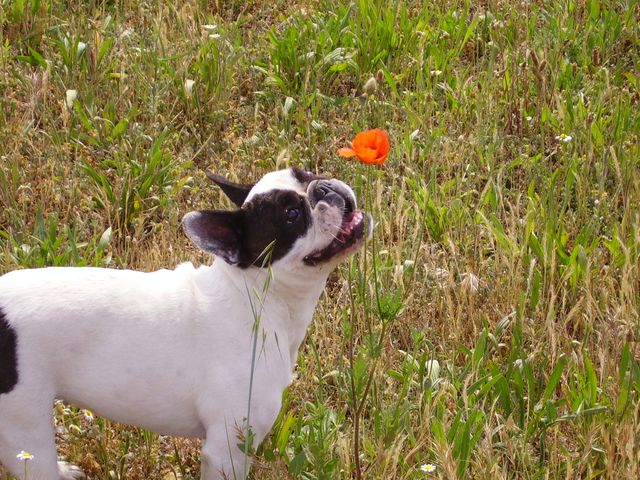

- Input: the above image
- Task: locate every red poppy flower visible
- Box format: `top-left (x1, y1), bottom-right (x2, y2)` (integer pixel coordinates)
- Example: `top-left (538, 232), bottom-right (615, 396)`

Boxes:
top-left (338, 129), bottom-right (390, 165)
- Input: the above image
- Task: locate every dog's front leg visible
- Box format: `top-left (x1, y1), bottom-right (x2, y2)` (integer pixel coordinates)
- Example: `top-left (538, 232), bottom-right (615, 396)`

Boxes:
top-left (200, 429), bottom-right (248, 480)
top-left (0, 390), bottom-right (69, 480)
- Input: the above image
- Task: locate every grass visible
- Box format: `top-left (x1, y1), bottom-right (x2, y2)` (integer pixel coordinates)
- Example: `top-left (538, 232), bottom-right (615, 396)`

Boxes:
top-left (1, 0), bottom-right (639, 478)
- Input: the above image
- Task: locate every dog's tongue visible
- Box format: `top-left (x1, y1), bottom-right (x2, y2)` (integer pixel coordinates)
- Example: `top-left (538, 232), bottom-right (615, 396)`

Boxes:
top-left (336, 211), bottom-right (363, 243)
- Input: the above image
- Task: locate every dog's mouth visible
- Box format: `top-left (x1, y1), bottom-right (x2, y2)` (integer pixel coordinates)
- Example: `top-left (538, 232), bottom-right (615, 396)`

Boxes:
top-left (303, 210), bottom-right (367, 266)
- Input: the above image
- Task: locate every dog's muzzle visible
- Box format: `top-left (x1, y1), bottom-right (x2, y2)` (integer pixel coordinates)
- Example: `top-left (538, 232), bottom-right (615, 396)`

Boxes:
top-left (308, 179), bottom-right (356, 213)
top-left (303, 179), bottom-right (368, 266)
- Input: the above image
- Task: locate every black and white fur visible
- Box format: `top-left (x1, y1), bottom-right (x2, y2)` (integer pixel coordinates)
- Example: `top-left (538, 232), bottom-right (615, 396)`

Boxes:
top-left (0, 168), bottom-right (369, 480)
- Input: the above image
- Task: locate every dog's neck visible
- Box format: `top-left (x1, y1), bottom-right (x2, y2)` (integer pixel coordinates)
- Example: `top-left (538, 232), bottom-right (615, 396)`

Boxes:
top-left (204, 259), bottom-right (331, 362)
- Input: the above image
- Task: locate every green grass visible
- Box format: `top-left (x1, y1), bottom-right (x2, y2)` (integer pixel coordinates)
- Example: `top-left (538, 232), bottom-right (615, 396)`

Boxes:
top-left (1, 0), bottom-right (639, 478)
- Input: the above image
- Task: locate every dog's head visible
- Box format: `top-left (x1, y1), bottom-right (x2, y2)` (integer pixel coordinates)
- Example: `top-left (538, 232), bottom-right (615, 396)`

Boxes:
top-left (183, 168), bottom-right (370, 270)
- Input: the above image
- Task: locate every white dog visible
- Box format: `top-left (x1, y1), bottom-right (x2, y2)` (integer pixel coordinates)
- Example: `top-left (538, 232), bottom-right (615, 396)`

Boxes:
top-left (0, 168), bottom-right (370, 480)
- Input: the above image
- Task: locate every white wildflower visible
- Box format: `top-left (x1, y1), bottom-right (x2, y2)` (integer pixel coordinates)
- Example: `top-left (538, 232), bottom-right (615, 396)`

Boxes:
top-left (419, 463), bottom-right (437, 473)
top-left (555, 133), bottom-right (573, 143)
top-left (17, 451), bottom-right (34, 461)
top-left (203, 24), bottom-right (217, 31)
top-left (77, 41), bottom-right (87, 55)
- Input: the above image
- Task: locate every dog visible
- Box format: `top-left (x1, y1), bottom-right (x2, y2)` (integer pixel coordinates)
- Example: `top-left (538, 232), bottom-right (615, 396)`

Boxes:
top-left (0, 167), bottom-right (370, 480)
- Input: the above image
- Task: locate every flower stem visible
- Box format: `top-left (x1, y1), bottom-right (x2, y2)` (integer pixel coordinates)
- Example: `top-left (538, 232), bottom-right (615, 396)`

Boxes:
top-left (352, 166), bottom-right (386, 480)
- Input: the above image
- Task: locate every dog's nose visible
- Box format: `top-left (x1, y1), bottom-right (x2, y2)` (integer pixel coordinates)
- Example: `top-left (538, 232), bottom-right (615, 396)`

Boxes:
top-left (309, 180), bottom-right (355, 213)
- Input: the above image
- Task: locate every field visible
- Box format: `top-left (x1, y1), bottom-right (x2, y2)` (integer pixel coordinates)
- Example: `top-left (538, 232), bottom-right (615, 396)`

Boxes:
top-left (1, 0), bottom-right (639, 478)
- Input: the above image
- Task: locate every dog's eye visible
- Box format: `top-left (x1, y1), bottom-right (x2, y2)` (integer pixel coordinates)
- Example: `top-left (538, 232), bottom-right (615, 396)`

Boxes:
top-left (285, 207), bottom-right (300, 223)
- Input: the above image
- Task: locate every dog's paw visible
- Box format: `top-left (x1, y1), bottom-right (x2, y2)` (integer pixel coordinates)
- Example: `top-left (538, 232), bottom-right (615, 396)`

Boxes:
top-left (58, 461), bottom-right (85, 479)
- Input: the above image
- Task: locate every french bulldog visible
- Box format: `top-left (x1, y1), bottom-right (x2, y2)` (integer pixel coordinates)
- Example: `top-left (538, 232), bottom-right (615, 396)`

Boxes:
top-left (0, 167), bottom-right (370, 480)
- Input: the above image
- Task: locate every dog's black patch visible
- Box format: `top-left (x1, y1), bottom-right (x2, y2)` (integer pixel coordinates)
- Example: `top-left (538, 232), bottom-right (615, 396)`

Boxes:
top-left (183, 189), bottom-right (313, 268)
top-left (291, 167), bottom-right (324, 185)
top-left (206, 172), bottom-right (255, 207)
top-left (239, 189), bottom-right (312, 267)
top-left (0, 307), bottom-right (19, 395)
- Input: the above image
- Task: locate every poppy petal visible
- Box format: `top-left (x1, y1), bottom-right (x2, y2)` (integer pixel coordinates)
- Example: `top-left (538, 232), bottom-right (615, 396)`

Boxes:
top-left (337, 147), bottom-right (357, 158)
top-left (357, 147), bottom-right (380, 163)
top-left (352, 130), bottom-right (377, 151)
top-left (375, 131), bottom-right (390, 154)
top-left (366, 155), bottom-right (387, 165)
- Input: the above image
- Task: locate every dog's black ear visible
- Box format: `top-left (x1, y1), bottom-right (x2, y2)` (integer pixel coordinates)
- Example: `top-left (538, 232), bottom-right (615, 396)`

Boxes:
top-left (182, 210), bottom-right (245, 265)
top-left (206, 173), bottom-right (254, 207)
